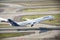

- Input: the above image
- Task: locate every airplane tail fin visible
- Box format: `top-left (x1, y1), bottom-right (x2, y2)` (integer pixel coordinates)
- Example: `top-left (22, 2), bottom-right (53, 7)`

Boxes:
top-left (8, 19), bottom-right (20, 26)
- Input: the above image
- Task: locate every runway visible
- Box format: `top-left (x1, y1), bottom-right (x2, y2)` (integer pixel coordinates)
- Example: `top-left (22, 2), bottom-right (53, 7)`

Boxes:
top-left (1, 24), bottom-right (60, 40)
top-left (0, 11), bottom-right (60, 19)
top-left (4, 30), bottom-right (59, 38)
top-left (0, 0), bottom-right (60, 40)
top-left (2, 31), bottom-right (60, 40)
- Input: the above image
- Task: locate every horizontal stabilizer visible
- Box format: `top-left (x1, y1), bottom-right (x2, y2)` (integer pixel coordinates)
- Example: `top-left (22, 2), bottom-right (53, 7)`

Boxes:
top-left (0, 17), bottom-right (7, 22)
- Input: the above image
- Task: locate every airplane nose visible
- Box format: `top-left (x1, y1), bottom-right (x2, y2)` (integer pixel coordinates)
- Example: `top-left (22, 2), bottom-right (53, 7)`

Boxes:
top-left (48, 15), bottom-right (54, 21)
top-left (49, 15), bottom-right (54, 19)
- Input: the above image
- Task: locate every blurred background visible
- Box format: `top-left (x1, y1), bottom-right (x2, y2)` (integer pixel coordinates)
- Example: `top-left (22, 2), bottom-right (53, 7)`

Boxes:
top-left (0, 0), bottom-right (60, 40)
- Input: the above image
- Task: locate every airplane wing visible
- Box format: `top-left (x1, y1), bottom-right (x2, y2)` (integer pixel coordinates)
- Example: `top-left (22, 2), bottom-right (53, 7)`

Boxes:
top-left (17, 19), bottom-right (38, 27)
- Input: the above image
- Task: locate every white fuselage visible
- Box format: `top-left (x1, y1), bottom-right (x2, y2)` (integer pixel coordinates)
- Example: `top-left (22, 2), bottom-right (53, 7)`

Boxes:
top-left (17, 15), bottom-right (54, 26)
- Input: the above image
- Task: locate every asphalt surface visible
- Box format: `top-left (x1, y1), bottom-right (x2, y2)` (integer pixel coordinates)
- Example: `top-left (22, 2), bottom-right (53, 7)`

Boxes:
top-left (0, 24), bottom-right (60, 33)
top-left (1, 24), bottom-right (60, 40)
top-left (0, 11), bottom-right (60, 19)
top-left (0, 0), bottom-right (60, 40)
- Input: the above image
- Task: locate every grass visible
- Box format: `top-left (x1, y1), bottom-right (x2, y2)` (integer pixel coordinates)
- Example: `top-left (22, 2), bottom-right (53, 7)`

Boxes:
top-left (21, 2), bottom-right (60, 6)
top-left (0, 24), bottom-right (34, 39)
top-left (22, 8), bottom-right (60, 12)
top-left (22, 14), bottom-right (60, 26)
top-left (22, 14), bottom-right (60, 19)
top-left (0, 32), bottom-right (34, 39)
top-left (0, 14), bottom-right (60, 39)
top-left (0, 23), bottom-right (10, 28)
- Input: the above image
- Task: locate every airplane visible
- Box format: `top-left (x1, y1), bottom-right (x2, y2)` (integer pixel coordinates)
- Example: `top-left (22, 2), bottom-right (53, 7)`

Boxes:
top-left (0, 15), bottom-right (54, 27)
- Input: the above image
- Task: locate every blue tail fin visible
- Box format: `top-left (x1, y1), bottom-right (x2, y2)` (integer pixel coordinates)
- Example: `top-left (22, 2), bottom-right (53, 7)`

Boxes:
top-left (8, 19), bottom-right (20, 26)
